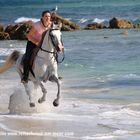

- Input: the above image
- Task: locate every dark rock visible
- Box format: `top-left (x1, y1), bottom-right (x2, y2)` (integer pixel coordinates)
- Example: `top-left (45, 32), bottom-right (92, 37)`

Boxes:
top-left (0, 32), bottom-right (10, 40)
top-left (2, 14), bottom-right (80, 40)
top-left (5, 24), bottom-right (19, 38)
top-left (61, 24), bottom-right (74, 31)
top-left (134, 23), bottom-right (140, 28)
top-left (52, 13), bottom-right (81, 31)
top-left (5, 21), bottom-right (33, 40)
top-left (0, 24), bottom-right (4, 32)
top-left (104, 36), bottom-right (109, 38)
top-left (13, 21), bottom-right (32, 40)
top-left (109, 17), bottom-right (133, 29)
top-left (84, 22), bottom-right (105, 30)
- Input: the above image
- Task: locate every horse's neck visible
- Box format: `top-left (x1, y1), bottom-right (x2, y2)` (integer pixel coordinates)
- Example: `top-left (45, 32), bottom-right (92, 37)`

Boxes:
top-left (37, 31), bottom-right (54, 59)
top-left (42, 31), bottom-right (53, 51)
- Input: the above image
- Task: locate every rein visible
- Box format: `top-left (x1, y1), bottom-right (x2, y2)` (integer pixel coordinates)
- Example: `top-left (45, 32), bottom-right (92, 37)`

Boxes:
top-left (40, 47), bottom-right (65, 64)
top-left (40, 47), bottom-right (55, 54)
top-left (56, 50), bottom-right (65, 63)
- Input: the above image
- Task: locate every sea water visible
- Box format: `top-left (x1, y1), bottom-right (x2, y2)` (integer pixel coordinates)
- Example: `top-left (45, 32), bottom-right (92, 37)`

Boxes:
top-left (0, 29), bottom-right (139, 139)
top-left (1, 0), bottom-right (140, 26)
top-left (0, 0), bottom-right (140, 139)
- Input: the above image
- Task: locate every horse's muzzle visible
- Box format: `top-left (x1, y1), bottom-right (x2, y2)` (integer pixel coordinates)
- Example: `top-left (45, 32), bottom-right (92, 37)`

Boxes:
top-left (58, 44), bottom-right (64, 52)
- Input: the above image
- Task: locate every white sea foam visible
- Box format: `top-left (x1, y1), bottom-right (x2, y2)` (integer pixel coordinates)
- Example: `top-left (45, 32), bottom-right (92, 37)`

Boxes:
top-left (82, 135), bottom-right (115, 139)
top-left (0, 60), bottom-right (5, 63)
top-left (0, 48), bottom-right (25, 57)
top-left (100, 108), bottom-right (140, 119)
top-left (77, 18), bottom-right (106, 24)
top-left (15, 17), bottom-right (39, 23)
top-left (93, 18), bottom-right (105, 23)
top-left (81, 130), bottom-right (140, 140)
top-left (123, 73), bottom-right (140, 79)
top-left (0, 122), bottom-right (19, 132)
top-left (98, 108), bottom-right (140, 132)
top-left (79, 18), bottom-right (88, 23)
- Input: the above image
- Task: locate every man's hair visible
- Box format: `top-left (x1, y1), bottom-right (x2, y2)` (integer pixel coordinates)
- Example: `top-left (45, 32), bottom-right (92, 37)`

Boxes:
top-left (41, 10), bottom-right (51, 17)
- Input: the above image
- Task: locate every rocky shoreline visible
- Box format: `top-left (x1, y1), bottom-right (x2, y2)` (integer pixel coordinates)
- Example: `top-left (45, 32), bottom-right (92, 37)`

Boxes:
top-left (0, 14), bottom-right (140, 40)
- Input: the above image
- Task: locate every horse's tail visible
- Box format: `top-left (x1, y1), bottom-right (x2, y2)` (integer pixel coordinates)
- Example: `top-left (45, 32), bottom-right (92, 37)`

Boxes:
top-left (0, 50), bottom-right (20, 73)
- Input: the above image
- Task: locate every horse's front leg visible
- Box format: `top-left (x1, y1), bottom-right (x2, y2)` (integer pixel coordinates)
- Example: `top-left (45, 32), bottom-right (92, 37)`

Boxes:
top-left (23, 83), bottom-right (35, 107)
top-left (50, 75), bottom-right (60, 107)
top-left (38, 82), bottom-right (47, 104)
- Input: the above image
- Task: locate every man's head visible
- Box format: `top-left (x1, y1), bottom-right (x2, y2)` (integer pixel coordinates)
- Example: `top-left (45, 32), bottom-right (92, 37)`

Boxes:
top-left (41, 10), bottom-right (51, 24)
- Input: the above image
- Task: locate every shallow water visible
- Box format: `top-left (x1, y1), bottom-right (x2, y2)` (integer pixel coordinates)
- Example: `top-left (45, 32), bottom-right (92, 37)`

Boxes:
top-left (0, 29), bottom-right (140, 139)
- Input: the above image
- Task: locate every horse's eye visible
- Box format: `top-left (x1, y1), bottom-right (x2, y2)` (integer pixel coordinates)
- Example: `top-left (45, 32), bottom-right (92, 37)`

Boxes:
top-left (49, 31), bottom-right (54, 36)
top-left (54, 21), bottom-right (57, 24)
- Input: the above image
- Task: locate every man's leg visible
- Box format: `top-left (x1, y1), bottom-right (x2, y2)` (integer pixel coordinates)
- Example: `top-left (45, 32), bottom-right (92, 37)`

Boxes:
top-left (21, 60), bottom-right (30, 83)
top-left (21, 41), bottom-right (36, 83)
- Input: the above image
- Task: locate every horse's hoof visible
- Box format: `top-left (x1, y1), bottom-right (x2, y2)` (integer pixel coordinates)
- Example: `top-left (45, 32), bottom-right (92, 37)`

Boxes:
top-left (30, 103), bottom-right (35, 107)
top-left (38, 98), bottom-right (45, 104)
top-left (53, 99), bottom-right (59, 107)
top-left (38, 98), bottom-right (42, 103)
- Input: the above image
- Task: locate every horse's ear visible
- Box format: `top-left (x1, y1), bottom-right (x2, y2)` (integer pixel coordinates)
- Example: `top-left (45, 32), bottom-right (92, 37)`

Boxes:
top-left (58, 22), bottom-right (62, 29)
top-left (56, 21), bottom-right (62, 29)
top-left (52, 19), bottom-right (62, 29)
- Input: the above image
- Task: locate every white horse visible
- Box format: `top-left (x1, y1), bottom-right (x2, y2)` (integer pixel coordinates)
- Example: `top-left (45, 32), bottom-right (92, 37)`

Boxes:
top-left (0, 23), bottom-right (64, 107)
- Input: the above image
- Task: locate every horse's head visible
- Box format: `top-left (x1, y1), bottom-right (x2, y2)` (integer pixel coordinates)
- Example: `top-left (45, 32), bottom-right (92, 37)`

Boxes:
top-left (49, 22), bottom-right (64, 52)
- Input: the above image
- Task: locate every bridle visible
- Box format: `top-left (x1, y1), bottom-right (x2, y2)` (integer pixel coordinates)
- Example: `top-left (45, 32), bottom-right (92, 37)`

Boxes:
top-left (40, 28), bottom-right (65, 63)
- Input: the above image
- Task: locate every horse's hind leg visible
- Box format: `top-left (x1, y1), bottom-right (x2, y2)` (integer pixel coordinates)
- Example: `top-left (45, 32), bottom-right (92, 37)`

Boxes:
top-left (23, 83), bottom-right (35, 107)
top-left (50, 75), bottom-right (60, 107)
top-left (38, 82), bottom-right (47, 104)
